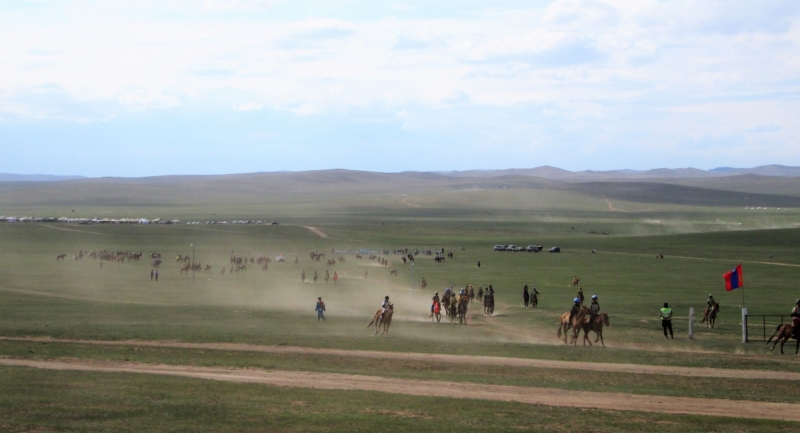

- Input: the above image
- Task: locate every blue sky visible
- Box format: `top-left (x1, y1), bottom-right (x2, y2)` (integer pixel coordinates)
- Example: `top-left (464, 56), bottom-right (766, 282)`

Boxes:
top-left (1, 0), bottom-right (799, 177)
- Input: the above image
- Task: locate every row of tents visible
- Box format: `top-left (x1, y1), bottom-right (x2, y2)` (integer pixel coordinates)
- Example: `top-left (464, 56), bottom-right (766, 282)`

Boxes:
top-left (0, 216), bottom-right (177, 225)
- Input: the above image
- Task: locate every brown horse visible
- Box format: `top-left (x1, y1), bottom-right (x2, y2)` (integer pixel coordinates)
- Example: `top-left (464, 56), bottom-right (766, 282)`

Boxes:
top-left (701, 303), bottom-right (720, 328)
top-left (767, 324), bottom-right (799, 354)
top-left (557, 306), bottom-right (591, 344)
top-left (366, 303), bottom-right (394, 335)
top-left (572, 276), bottom-right (580, 287)
top-left (56, 253), bottom-right (66, 261)
top-left (180, 263), bottom-right (190, 274)
top-left (457, 299), bottom-right (468, 324)
top-left (581, 313), bottom-right (610, 347)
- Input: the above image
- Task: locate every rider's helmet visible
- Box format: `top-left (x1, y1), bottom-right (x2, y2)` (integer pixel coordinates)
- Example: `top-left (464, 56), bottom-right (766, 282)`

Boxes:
top-left (574, 297), bottom-right (581, 303)
top-left (709, 294), bottom-right (713, 298)
top-left (434, 292), bottom-right (439, 296)
top-left (591, 295), bottom-right (598, 300)
top-left (385, 296), bottom-right (390, 300)
top-left (796, 299), bottom-right (800, 304)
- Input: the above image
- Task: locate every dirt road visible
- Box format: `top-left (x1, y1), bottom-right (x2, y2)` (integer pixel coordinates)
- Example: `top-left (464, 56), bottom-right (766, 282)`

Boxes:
top-left (2, 357), bottom-right (798, 421)
top-left (3, 336), bottom-right (796, 381)
top-left (302, 226), bottom-right (328, 238)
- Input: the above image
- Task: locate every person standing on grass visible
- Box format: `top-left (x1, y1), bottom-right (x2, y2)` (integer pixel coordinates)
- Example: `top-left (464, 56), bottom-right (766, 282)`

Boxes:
top-left (523, 285), bottom-right (530, 308)
top-left (333, 271), bottom-right (338, 284)
top-left (150, 269), bottom-right (154, 281)
top-left (660, 303), bottom-right (674, 339)
top-left (155, 269), bottom-right (159, 281)
top-left (316, 297), bottom-right (326, 321)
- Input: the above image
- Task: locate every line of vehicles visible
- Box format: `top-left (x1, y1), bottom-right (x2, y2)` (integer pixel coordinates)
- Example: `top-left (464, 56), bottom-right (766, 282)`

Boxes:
top-left (493, 245), bottom-right (561, 253)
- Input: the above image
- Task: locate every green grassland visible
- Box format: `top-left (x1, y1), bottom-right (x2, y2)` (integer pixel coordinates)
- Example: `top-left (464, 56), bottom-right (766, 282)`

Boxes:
top-left (1, 172), bottom-right (799, 431)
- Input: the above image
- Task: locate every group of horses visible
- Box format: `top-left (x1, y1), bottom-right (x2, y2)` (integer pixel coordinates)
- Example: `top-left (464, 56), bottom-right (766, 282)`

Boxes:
top-left (57, 249), bottom-right (143, 263)
top-left (557, 306), bottom-right (611, 347)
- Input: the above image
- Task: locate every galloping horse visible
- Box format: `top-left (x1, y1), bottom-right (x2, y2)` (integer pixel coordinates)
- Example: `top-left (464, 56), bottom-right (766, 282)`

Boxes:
top-left (581, 313), bottom-right (610, 347)
top-left (572, 276), bottom-right (580, 287)
top-left (366, 303), bottom-right (394, 335)
top-left (701, 302), bottom-right (720, 328)
top-left (448, 301), bottom-right (458, 323)
top-left (767, 324), bottom-right (799, 355)
top-left (483, 292), bottom-right (494, 316)
top-left (457, 299), bottom-right (468, 324)
top-left (56, 253), bottom-right (67, 261)
top-left (557, 306), bottom-right (591, 345)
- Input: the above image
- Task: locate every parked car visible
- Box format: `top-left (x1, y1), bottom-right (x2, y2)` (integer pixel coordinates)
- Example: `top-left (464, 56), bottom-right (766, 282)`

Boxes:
top-left (526, 245), bottom-right (543, 252)
top-left (506, 245), bottom-right (517, 251)
top-left (549, 247), bottom-right (561, 253)
top-left (494, 245), bottom-right (506, 251)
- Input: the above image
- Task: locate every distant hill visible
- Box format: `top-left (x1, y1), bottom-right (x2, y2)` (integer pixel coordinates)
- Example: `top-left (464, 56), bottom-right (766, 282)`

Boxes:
top-left (1, 169), bottom-right (799, 210)
top-left (0, 174), bottom-right (85, 182)
top-left (436, 165), bottom-right (800, 181)
top-left (708, 165), bottom-right (800, 177)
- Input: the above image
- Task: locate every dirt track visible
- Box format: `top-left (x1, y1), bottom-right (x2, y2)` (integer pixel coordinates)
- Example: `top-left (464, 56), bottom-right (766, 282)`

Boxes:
top-left (302, 226), bottom-right (328, 238)
top-left (3, 336), bottom-right (797, 381)
top-left (2, 357), bottom-right (798, 421)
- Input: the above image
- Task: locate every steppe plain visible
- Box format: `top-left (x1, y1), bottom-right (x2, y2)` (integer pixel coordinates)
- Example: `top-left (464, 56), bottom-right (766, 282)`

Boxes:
top-left (1, 170), bottom-right (799, 432)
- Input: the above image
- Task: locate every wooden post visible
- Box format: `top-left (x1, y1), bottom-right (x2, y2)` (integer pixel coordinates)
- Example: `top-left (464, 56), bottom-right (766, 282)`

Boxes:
top-left (741, 308), bottom-right (748, 343)
top-left (688, 307), bottom-right (694, 340)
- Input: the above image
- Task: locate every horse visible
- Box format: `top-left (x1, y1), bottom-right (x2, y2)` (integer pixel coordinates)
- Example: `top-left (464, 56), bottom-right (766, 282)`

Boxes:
top-left (366, 303), bottom-right (393, 335)
top-left (56, 253), bottom-right (66, 261)
top-left (581, 313), bottom-right (610, 347)
top-left (767, 324), bottom-right (800, 355)
top-left (531, 292), bottom-right (538, 308)
top-left (180, 263), bottom-right (190, 274)
top-left (572, 276), bottom-right (580, 287)
top-left (557, 306), bottom-right (591, 344)
top-left (448, 301), bottom-right (458, 323)
top-left (701, 303), bottom-right (720, 328)
top-left (457, 299), bottom-right (468, 324)
top-left (483, 293), bottom-right (494, 316)
top-left (442, 294), bottom-right (452, 318)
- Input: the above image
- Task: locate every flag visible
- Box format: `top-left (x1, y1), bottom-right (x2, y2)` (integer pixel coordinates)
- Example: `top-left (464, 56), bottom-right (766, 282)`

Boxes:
top-left (723, 264), bottom-right (743, 291)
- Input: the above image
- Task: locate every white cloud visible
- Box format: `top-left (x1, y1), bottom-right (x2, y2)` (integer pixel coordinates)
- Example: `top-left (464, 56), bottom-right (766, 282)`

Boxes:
top-left (0, 0), bottom-right (799, 167)
top-left (118, 91), bottom-right (180, 110)
top-left (234, 102), bottom-right (263, 111)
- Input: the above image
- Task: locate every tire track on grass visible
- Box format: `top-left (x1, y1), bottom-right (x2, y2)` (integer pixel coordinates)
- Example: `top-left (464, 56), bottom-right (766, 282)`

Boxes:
top-left (2, 358), bottom-right (799, 421)
top-left (2, 336), bottom-right (797, 381)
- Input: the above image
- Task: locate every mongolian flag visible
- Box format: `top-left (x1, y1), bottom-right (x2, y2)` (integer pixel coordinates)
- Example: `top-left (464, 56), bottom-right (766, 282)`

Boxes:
top-left (723, 264), bottom-right (743, 291)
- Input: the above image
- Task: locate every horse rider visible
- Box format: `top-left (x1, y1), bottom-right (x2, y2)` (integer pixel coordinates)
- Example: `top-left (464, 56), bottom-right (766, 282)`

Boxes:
top-left (381, 296), bottom-right (391, 320)
top-left (589, 295), bottom-right (600, 322)
top-left (431, 292), bottom-right (440, 316)
top-left (577, 287), bottom-right (585, 304)
top-left (705, 294), bottom-right (717, 319)
top-left (792, 299), bottom-right (800, 339)
top-left (568, 297), bottom-right (582, 326)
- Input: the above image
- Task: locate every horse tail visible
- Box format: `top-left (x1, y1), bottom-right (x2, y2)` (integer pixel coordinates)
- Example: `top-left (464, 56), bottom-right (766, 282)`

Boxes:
top-left (557, 324), bottom-right (563, 338)
top-left (766, 325), bottom-right (783, 343)
top-left (366, 318), bottom-right (375, 328)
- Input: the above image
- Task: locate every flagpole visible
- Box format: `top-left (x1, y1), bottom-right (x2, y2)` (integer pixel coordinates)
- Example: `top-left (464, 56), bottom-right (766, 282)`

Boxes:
top-left (741, 285), bottom-right (745, 309)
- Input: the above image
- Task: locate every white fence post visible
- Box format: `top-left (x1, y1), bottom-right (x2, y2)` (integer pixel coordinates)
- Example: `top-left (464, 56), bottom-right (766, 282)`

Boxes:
top-left (688, 307), bottom-right (694, 340)
top-left (742, 308), bottom-right (748, 343)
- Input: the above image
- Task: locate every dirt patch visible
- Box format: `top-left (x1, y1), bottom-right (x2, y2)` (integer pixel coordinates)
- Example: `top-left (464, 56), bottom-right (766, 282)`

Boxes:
top-left (302, 226), bottom-right (328, 238)
top-left (2, 336), bottom-right (796, 381)
top-left (2, 358), bottom-right (798, 421)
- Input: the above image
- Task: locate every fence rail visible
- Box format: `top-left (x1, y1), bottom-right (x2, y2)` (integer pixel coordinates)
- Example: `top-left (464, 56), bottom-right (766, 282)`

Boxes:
top-left (744, 314), bottom-right (791, 342)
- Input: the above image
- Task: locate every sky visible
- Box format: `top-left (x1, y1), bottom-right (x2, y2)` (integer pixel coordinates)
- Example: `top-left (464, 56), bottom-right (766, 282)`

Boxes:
top-left (1, 0), bottom-right (799, 177)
